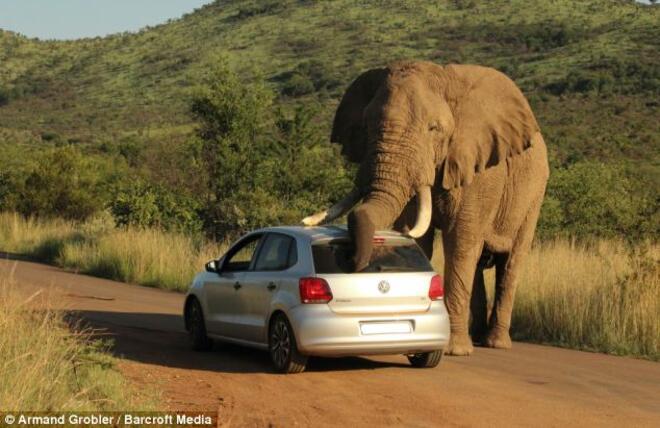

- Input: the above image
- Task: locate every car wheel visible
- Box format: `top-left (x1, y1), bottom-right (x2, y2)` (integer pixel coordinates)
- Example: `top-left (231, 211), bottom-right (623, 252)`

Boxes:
top-left (188, 299), bottom-right (213, 351)
top-left (269, 314), bottom-right (307, 374)
top-left (407, 350), bottom-right (443, 368)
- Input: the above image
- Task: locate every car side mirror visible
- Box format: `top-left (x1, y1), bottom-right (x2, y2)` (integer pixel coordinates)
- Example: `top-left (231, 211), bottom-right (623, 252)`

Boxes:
top-left (205, 260), bottom-right (220, 274)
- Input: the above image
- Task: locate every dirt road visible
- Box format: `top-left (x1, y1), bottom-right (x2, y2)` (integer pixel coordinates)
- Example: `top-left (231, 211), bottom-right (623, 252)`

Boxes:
top-left (2, 256), bottom-right (659, 427)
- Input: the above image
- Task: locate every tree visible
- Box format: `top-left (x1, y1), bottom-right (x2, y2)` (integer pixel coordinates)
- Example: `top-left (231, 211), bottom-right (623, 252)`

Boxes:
top-left (191, 58), bottom-right (280, 237)
top-left (190, 58), bottom-right (352, 239)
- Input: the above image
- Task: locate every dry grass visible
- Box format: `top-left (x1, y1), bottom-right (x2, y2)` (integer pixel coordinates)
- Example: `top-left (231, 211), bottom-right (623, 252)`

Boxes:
top-left (0, 212), bottom-right (227, 292)
top-left (0, 275), bottom-right (156, 410)
top-left (2, 212), bottom-right (658, 359)
top-left (59, 228), bottom-right (227, 291)
top-left (432, 239), bottom-right (659, 360)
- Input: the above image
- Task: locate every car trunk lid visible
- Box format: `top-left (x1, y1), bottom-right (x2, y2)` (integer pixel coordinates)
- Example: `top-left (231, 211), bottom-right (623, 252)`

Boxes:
top-left (311, 237), bottom-right (437, 315)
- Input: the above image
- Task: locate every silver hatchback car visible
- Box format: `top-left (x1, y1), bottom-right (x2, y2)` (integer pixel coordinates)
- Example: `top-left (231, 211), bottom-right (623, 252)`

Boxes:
top-left (183, 226), bottom-right (450, 373)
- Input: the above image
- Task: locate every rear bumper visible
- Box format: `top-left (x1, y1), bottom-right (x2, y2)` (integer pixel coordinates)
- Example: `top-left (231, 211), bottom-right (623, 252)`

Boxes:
top-left (287, 301), bottom-right (450, 357)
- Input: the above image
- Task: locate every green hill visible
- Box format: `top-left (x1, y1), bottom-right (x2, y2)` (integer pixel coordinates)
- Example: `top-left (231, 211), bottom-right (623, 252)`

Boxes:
top-left (0, 0), bottom-right (658, 238)
top-left (1, 1), bottom-right (657, 152)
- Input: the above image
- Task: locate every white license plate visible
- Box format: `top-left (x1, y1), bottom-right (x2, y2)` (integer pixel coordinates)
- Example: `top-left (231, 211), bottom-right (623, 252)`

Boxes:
top-left (360, 321), bottom-right (412, 335)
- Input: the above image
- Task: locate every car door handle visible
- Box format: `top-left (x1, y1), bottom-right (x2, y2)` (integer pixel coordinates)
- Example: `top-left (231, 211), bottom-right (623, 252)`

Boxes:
top-left (267, 282), bottom-right (277, 291)
top-left (233, 282), bottom-right (242, 290)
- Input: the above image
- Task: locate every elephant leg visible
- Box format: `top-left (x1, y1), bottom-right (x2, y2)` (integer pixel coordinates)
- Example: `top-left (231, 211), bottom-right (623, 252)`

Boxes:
top-left (485, 254), bottom-right (513, 348)
top-left (486, 201), bottom-right (542, 349)
top-left (469, 267), bottom-right (488, 344)
top-left (443, 232), bottom-right (483, 356)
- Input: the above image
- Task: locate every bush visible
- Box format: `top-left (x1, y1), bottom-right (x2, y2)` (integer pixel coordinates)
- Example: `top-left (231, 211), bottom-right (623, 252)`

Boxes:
top-left (440, 21), bottom-right (589, 53)
top-left (537, 161), bottom-right (657, 239)
top-left (17, 145), bottom-right (107, 220)
top-left (282, 73), bottom-right (316, 96)
top-left (40, 131), bottom-right (61, 143)
top-left (280, 60), bottom-right (342, 97)
top-left (544, 58), bottom-right (659, 96)
top-left (235, 0), bottom-right (289, 19)
top-left (0, 87), bottom-right (9, 106)
top-left (110, 181), bottom-right (203, 234)
top-left (0, 171), bottom-right (14, 211)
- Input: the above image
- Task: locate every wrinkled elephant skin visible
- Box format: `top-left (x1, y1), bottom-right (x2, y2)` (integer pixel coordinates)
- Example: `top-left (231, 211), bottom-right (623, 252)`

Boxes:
top-left (304, 61), bottom-right (549, 356)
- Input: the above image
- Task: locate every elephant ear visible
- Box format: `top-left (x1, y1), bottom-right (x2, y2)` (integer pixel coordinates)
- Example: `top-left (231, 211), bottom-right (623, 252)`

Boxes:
top-left (441, 71), bottom-right (540, 189)
top-left (331, 68), bottom-right (388, 163)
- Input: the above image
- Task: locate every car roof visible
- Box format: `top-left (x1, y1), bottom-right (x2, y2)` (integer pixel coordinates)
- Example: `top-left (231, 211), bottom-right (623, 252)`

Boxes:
top-left (253, 225), bottom-right (414, 243)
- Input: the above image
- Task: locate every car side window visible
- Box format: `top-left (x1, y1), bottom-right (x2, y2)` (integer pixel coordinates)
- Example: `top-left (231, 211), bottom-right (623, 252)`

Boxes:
top-left (254, 234), bottom-right (297, 271)
top-left (223, 235), bottom-right (262, 272)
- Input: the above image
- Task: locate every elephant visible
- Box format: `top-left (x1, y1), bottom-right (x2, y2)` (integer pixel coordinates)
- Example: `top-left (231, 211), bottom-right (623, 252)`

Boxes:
top-left (302, 61), bottom-right (549, 356)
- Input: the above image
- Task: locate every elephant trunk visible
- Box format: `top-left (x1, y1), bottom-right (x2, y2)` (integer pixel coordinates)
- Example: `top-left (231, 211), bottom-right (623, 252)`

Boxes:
top-left (348, 128), bottom-right (434, 270)
top-left (348, 193), bottom-right (402, 272)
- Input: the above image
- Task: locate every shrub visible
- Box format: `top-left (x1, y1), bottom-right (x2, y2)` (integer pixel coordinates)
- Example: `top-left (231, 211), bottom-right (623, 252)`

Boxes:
top-left (40, 131), bottom-right (61, 143)
top-left (17, 145), bottom-right (107, 220)
top-left (110, 181), bottom-right (203, 234)
top-left (0, 87), bottom-right (9, 106)
top-left (282, 73), bottom-right (316, 96)
top-left (537, 161), bottom-right (657, 239)
top-left (235, 0), bottom-right (289, 19)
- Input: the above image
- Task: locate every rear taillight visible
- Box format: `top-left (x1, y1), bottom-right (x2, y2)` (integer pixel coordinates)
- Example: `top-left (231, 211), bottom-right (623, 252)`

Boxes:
top-left (299, 277), bottom-right (333, 304)
top-left (429, 275), bottom-right (444, 300)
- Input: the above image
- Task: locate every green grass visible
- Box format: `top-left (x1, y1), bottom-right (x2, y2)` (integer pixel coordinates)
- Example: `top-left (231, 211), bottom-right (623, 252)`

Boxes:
top-left (0, 275), bottom-right (158, 410)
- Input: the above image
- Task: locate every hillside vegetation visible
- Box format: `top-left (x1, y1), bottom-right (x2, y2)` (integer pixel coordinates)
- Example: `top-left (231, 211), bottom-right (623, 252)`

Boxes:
top-left (0, 0), bottom-right (657, 240)
top-left (1, 0), bottom-right (658, 152)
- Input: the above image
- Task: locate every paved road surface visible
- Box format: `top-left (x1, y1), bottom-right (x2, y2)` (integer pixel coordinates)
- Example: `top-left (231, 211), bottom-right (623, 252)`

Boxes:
top-left (2, 256), bottom-right (659, 427)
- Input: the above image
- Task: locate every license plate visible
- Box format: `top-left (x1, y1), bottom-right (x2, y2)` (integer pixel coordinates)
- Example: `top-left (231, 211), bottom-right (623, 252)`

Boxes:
top-left (360, 321), bottom-right (412, 335)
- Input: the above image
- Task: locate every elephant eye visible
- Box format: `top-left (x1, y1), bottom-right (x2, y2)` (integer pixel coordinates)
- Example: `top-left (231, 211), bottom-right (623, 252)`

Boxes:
top-left (429, 122), bottom-right (441, 132)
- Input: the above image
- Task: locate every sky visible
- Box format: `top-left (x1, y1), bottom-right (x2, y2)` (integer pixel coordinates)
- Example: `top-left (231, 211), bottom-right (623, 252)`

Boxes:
top-left (0, 0), bottom-right (213, 40)
top-left (0, 0), bottom-right (655, 40)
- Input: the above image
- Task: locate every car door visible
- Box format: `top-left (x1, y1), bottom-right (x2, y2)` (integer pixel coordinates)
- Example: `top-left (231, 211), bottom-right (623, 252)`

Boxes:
top-left (237, 233), bottom-right (298, 343)
top-left (203, 233), bottom-right (263, 338)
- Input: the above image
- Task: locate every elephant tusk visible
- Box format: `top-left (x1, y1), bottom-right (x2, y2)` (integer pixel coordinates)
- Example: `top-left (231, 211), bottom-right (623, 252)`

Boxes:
top-left (301, 188), bottom-right (362, 226)
top-left (407, 186), bottom-right (432, 238)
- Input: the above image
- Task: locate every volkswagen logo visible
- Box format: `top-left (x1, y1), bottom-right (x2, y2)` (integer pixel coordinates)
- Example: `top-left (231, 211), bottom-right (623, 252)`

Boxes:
top-left (378, 280), bottom-right (390, 294)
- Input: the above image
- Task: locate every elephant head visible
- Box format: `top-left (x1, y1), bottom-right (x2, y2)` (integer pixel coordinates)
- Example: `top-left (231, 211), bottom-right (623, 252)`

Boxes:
top-left (303, 61), bottom-right (539, 271)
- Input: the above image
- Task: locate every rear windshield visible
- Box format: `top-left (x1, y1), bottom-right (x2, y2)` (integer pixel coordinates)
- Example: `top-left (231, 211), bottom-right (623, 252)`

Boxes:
top-left (312, 241), bottom-right (434, 274)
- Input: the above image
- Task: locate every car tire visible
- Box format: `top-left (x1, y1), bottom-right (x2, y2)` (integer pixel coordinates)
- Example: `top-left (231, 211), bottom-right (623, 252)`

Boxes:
top-left (269, 313), bottom-right (307, 374)
top-left (188, 298), bottom-right (213, 351)
top-left (407, 350), bottom-right (443, 368)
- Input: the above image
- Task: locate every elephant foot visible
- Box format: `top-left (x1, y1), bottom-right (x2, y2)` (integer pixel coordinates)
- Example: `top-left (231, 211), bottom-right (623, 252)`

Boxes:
top-left (446, 333), bottom-right (474, 356)
top-left (485, 328), bottom-right (512, 349)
